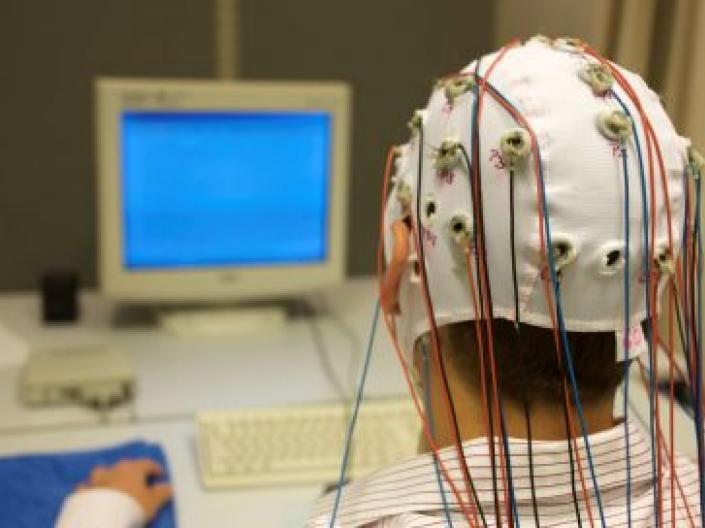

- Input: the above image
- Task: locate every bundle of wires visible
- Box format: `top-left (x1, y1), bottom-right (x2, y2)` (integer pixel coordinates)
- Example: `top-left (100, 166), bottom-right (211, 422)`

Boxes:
top-left (328, 36), bottom-right (704, 528)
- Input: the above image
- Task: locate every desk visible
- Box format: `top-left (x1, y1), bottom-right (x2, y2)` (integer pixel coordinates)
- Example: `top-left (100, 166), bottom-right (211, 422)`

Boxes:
top-left (0, 277), bottom-right (697, 527)
top-left (0, 277), bottom-right (407, 527)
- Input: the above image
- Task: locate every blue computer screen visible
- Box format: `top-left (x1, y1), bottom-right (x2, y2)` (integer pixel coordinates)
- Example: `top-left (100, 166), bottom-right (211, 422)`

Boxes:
top-left (120, 111), bottom-right (331, 269)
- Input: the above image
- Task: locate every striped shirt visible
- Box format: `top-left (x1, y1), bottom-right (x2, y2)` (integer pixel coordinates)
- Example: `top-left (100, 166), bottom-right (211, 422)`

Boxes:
top-left (308, 421), bottom-right (702, 527)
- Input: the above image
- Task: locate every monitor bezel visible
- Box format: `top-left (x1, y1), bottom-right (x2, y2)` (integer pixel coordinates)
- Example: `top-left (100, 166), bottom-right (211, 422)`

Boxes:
top-left (95, 78), bottom-right (351, 301)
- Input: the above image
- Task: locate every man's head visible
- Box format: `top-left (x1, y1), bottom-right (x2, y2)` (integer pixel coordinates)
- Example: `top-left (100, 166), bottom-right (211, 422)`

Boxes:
top-left (381, 37), bottom-right (689, 394)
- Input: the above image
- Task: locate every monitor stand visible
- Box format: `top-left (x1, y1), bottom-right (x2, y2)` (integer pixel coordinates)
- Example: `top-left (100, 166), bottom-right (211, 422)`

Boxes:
top-left (156, 304), bottom-right (288, 337)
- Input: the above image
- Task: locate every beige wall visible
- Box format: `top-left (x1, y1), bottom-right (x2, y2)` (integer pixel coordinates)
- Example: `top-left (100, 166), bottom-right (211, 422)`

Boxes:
top-left (671, 1), bottom-right (705, 150)
top-left (495, 0), bottom-right (615, 51)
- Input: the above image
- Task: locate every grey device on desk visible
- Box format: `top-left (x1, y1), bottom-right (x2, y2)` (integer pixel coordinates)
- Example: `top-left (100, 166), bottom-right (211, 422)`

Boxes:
top-left (21, 346), bottom-right (135, 410)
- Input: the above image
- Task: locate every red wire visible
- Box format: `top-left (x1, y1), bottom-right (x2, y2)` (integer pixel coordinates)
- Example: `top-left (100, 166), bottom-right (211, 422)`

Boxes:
top-left (382, 309), bottom-right (479, 524)
top-left (636, 358), bottom-right (697, 525)
top-left (402, 100), bottom-right (488, 522)
top-left (378, 37), bottom-right (691, 524)
top-left (433, 57), bottom-right (598, 525)
top-left (376, 146), bottom-right (480, 526)
top-left (463, 59), bottom-right (598, 525)
top-left (408, 222), bottom-right (483, 524)
top-left (684, 212), bottom-right (698, 390)
top-left (581, 42), bottom-right (682, 526)
top-left (656, 334), bottom-right (689, 382)
top-left (475, 38), bottom-right (520, 122)
top-left (462, 245), bottom-right (504, 516)
top-left (470, 41), bottom-right (521, 527)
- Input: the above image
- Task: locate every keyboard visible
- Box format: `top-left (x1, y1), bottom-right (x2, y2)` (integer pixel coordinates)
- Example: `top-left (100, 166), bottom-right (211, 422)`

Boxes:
top-left (196, 397), bottom-right (420, 489)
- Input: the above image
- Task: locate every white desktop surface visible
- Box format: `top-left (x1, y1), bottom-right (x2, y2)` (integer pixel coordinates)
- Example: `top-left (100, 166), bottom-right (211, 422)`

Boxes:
top-left (0, 277), bottom-right (696, 527)
top-left (0, 277), bottom-right (406, 527)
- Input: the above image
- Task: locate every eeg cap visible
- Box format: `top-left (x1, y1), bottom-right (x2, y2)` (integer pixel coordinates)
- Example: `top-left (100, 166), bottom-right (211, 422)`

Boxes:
top-left (384, 38), bottom-right (690, 361)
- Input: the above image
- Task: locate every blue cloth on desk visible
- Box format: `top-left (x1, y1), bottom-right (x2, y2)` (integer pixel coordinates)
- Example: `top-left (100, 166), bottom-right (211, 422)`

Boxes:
top-left (0, 439), bottom-right (176, 528)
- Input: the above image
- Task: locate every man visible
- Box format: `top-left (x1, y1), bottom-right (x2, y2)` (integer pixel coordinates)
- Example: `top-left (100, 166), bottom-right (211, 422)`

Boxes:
top-left (57, 37), bottom-right (704, 527)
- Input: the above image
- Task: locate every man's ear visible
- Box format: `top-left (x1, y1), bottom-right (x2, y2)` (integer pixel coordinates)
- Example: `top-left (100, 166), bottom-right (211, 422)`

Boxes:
top-left (380, 219), bottom-right (410, 314)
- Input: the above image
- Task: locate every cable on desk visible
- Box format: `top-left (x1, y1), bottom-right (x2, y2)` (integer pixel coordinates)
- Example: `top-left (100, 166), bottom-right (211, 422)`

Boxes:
top-left (301, 298), bottom-right (362, 480)
top-left (329, 300), bottom-right (381, 528)
top-left (303, 296), bottom-right (364, 401)
top-left (326, 307), bottom-right (364, 399)
top-left (307, 310), bottom-right (350, 403)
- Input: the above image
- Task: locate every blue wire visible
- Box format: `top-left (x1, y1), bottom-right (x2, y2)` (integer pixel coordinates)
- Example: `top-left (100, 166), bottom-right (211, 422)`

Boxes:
top-left (474, 77), bottom-right (607, 526)
top-left (421, 340), bottom-right (455, 528)
top-left (620, 145), bottom-right (633, 528)
top-left (552, 291), bottom-right (608, 528)
top-left (611, 91), bottom-right (656, 526)
top-left (462, 72), bottom-right (609, 525)
top-left (329, 300), bottom-right (381, 528)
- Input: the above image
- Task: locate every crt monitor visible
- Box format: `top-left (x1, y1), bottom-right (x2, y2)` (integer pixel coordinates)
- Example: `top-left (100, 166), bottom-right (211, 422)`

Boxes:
top-left (95, 79), bottom-right (350, 301)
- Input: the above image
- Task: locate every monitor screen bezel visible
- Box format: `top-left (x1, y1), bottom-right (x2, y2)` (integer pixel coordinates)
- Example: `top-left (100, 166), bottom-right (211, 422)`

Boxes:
top-left (96, 78), bottom-right (350, 301)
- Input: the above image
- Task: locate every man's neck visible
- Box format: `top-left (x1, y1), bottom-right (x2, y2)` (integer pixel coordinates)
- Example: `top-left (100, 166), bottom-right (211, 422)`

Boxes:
top-left (425, 372), bottom-right (617, 449)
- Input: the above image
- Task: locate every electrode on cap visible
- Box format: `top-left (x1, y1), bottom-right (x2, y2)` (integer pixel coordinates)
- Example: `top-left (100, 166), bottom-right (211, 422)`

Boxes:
top-left (688, 146), bottom-right (705, 177)
top-left (407, 110), bottom-right (424, 133)
top-left (394, 179), bottom-right (412, 208)
top-left (579, 62), bottom-right (614, 95)
top-left (529, 34), bottom-right (551, 45)
top-left (422, 194), bottom-right (438, 225)
top-left (550, 236), bottom-right (577, 276)
top-left (654, 247), bottom-right (675, 276)
top-left (389, 146), bottom-right (403, 182)
top-left (499, 128), bottom-right (531, 168)
top-left (554, 36), bottom-right (583, 53)
top-left (597, 109), bottom-right (632, 143)
top-left (444, 76), bottom-right (475, 105)
top-left (448, 213), bottom-right (473, 245)
top-left (435, 138), bottom-right (463, 171)
top-left (597, 243), bottom-right (625, 276)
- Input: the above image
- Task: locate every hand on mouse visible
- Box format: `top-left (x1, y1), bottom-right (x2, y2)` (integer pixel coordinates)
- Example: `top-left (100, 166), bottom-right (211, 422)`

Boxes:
top-left (77, 459), bottom-right (173, 522)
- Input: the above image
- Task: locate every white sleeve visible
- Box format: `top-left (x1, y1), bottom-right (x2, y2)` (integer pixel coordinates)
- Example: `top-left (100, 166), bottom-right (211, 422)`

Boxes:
top-left (55, 489), bottom-right (146, 528)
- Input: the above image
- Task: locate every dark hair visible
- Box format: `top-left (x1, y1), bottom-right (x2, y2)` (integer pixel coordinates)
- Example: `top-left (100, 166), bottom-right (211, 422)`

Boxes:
top-left (438, 319), bottom-right (625, 405)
